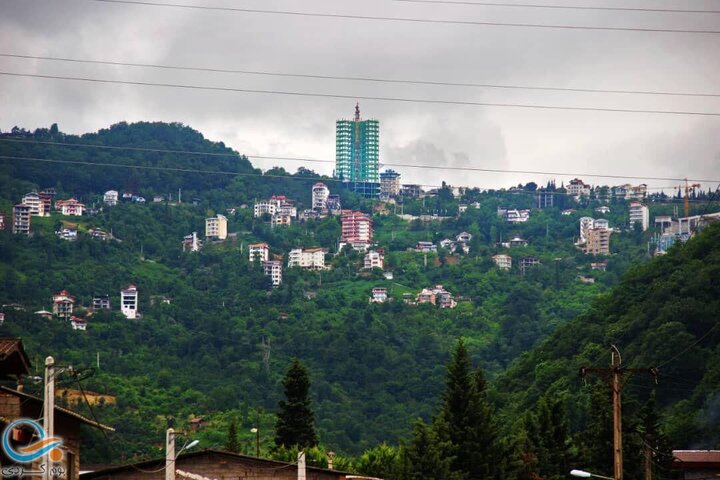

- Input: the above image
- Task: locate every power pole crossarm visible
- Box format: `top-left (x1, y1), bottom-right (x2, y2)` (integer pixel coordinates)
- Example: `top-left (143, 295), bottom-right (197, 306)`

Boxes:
top-left (579, 347), bottom-right (659, 480)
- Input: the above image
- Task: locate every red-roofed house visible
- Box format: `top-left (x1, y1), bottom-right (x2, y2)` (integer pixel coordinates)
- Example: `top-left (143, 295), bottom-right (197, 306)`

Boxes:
top-left (673, 450), bottom-right (720, 480)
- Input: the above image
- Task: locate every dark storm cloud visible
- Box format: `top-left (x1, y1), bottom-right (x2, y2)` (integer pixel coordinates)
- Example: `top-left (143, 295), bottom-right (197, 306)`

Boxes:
top-left (1, 0), bottom-right (719, 189)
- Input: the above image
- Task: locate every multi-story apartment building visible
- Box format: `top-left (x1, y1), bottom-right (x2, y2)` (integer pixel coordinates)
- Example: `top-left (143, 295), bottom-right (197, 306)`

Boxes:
top-left (335, 103), bottom-right (380, 196)
top-left (104, 190), bottom-right (119, 206)
top-left (120, 284), bottom-right (139, 319)
top-left (370, 287), bottom-right (388, 304)
top-left (39, 189), bottom-right (55, 215)
top-left (594, 219), bottom-right (609, 230)
top-left (249, 243), bottom-right (269, 262)
top-left (416, 285), bottom-right (456, 308)
top-left (415, 241), bottom-right (437, 253)
top-left (363, 249), bottom-right (384, 270)
top-left (326, 195), bottom-right (342, 212)
top-left (288, 248), bottom-right (327, 270)
top-left (567, 178), bottom-right (591, 198)
top-left (21, 192), bottom-right (42, 216)
top-left (579, 217), bottom-right (595, 243)
top-left (584, 227), bottom-right (612, 255)
top-left (340, 210), bottom-right (373, 247)
top-left (629, 201), bottom-right (650, 231)
top-left (492, 254), bottom-right (513, 270)
top-left (520, 256), bottom-right (541, 275)
top-left (205, 214), bottom-right (228, 240)
top-left (379, 169), bottom-right (401, 199)
top-left (401, 184), bottom-right (422, 198)
top-left (0, 213), bottom-right (4, 231)
top-left (92, 295), bottom-right (111, 310)
top-left (12, 204), bottom-right (31, 235)
top-left (312, 183), bottom-right (330, 211)
top-left (56, 198), bottom-right (85, 216)
top-left (263, 260), bottom-right (283, 287)
top-left (271, 214), bottom-right (293, 227)
top-left (253, 201), bottom-right (278, 218)
top-left (52, 290), bottom-right (75, 319)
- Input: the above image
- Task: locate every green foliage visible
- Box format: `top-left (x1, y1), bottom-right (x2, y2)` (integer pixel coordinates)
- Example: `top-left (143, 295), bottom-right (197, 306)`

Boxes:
top-left (274, 359), bottom-right (319, 450)
top-left (225, 417), bottom-right (240, 453)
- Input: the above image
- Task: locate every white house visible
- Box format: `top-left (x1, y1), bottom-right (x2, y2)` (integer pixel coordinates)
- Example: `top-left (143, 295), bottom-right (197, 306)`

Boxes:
top-left (363, 250), bottom-right (384, 270)
top-left (104, 190), bottom-right (119, 206)
top-left (370, 287), bottom-right (388, 304)
top-left (120, 284), bottom-right (139, 319)
top-left (288, 248), bottom-right (327, 270)
top-left (629, 202), bottom-right (650, 231)
top-left (56, 198), bottom-right (85, 216)
top-left (263, 261), bottom-right (283, 287)
top-left (249, 243), bottom-right (270, 262)
top-left (312, 183), bottom-right (330, 211)
top-left (492, 254), bottom-right (512, 270)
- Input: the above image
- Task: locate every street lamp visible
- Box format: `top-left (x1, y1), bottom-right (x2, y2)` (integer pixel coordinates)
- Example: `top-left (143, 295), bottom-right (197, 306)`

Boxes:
top-left (250, 427), bottom-right (260, 457)
top-left (166, 429), bottom-right (199, 480)
top-left (570, 469), bottom-right (614, 480)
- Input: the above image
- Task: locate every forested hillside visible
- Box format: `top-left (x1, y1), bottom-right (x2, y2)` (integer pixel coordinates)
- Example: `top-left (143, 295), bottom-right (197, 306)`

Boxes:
top-left (0, 122), bottom-right (713, 467)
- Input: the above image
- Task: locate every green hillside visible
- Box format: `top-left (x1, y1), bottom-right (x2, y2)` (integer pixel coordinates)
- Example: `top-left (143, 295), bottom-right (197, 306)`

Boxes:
top-left (0, 122), bottom-right (714, 467)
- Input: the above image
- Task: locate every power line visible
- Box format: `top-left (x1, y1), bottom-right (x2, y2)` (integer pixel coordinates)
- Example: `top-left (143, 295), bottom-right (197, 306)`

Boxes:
top-left (388, 0), bottom-right (720, 14)
top-left (3, 53), bottom-right (719, 99)
top-left (2, 138), bottom-right (719, 184)
top-left (4, 71), bottom-right (720, 117)
top-left (90, 0), bottom-right (720, 34)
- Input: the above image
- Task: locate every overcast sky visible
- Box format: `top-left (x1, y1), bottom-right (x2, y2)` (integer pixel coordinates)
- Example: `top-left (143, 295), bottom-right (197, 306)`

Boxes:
top-left (1, 0), bottom-right (719, 192)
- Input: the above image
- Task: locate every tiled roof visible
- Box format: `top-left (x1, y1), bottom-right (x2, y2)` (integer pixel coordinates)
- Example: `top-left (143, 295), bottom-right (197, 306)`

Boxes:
top-left (673, 450), bottom-right (720, 465)
top-left (0, 386), bottom-right (114, 431)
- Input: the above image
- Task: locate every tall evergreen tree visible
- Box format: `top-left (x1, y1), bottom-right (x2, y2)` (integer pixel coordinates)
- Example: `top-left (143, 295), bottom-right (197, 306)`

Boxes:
top-left (436, 339), bottom-right (499, 480)
top-left (406, 419), bottom-right (458, 480)
top-left (274, 358), bottom-right (319, 449)
top-left (578, 382), bottom-right (614, 478)
top-left (225, 417), bottom-right (239, 453)
top-left (525, 395), bottom-right (573, 480)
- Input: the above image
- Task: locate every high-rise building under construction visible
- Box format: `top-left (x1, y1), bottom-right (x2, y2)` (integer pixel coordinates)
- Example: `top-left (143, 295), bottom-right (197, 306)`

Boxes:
top-left (335, 103), bottom-right (379, 197)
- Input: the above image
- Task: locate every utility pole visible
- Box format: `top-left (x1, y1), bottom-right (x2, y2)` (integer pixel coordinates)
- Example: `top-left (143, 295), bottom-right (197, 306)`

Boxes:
top-left (297, 451), bottom-right (306, 480)
top-left (644, 434), bottom-right (653, 480)
top-left (43, 356), bottom-right (55, 480)
top-left (166, 428), bottom-right (176, 480)
top-left (579, 346), bottom-right (658, 480)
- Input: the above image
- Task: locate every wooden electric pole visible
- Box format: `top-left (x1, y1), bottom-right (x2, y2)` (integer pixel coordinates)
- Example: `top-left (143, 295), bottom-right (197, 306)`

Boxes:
top-left (579, 345), bottom-right (658, 480)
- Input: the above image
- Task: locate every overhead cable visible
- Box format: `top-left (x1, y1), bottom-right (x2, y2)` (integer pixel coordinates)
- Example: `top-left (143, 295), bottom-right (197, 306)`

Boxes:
top-left (388, 0), bottom-right (720, 14)
top-left (90, 0), bottom-right (720, 34)
top-left (1, 138), bottom-right (718, 183)
top-left (3, 53), bottom-right (719, 98)
top-left (0, 154), bottom-right (712, 197)
top-left (3, 71), bottom-right (720, 117)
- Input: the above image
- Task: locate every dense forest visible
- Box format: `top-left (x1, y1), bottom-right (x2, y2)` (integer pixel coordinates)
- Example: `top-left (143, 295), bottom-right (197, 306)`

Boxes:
top-left (0, 122), bottom-right (717, 475)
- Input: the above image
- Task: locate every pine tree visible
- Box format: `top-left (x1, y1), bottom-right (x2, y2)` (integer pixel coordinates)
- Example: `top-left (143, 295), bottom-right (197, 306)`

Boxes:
top-left (406, 419), bottom-right (458, 480)
top-left (525, 395), bottom-right (573, 480)
top-left (578, 382), bottom-right (614, 478)
top-left (436, 339), bottom-right (498, 480)
top-left (274, 358), bottom-right (319, 449)
top-left (225, 417), bottom-right (239, 453)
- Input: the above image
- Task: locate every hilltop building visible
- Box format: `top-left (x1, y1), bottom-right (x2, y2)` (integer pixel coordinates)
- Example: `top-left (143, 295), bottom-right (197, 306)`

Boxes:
top-left (104, 190), bottom-right (119, 206)
top-left (263, 260), bottom-right (283, 287)
top-left (613, 183), bottom-right (647, 200)
top-left (56, 198), bottom-right (85, 216)
top-left (92, 295), bottom-right (111, 310)
top-left (520, 256), bottom-right (541, 275)
top-left (340, 210), bottom-right (373, 250)
top-left (0, 213), bottom-right (5, 231)
top-left (380, 169), bottom-right (401, 199)
top-left (567, 178), bottom-right (591, 199)
top-left (415, 241), bottom-right (437, 253)
top-left (492, 254), bottom-right (513, 270)
top-left (312, 183), bottom-right (330, 211)
top-left (182, 232), bottom-right (202, 252)
top-left (12, 204), bottom-right (31, 235)
top-left (335, 103), bottom-right (380, 197)
top-left (370, 287), bottom-right (388, 304)
top-left (288, 248), bottom-right (327, 270)
top-left (584, 227), bottom-right (612, 255)
top-left (364, 249), bottom-right (385, 270)
top-left (120, 284), bottom-right (139, 319)
top-left (326, 194), bottom-right (342, 213)
top-left (416, 285), bottom-right (457, 308)
top-left (205, 214), bottom-right (228, 240)
top-left (21, 192), bottom-right (43, 216)
top-left (249, 242), bottom-right (270, 262)
top-left (52, 290), bottom-right (76, 319)
top-left (401, 184), bottom-right (422, 198)
top-left (629, 201), bottom-right (650, 231)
